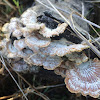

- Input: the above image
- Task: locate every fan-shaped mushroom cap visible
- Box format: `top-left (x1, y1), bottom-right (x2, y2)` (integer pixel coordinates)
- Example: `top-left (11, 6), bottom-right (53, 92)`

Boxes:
top-left (39, 23), bottom-right (68, 38)
top-left (17, 48), bottom-right (34, 59)
top-left (21, 27), bottom-right (33, 37)
top-left (14, 39), bottom-right (27, 51)
top-left (26, 23), bottom-right (45, 31)
top-left (6, 42), bottom-right (18, 58)
top-left (12, 60), bottom-right (29, 73)
top-left (54, 61), bottom-right (75, 77)
top-left (2, 23), bottom-right (9, 33)
top-left (8, 18), bottom-right (22, 33)
top-left (12, 59), bottom-right (39, 73)
top-left (2, 18), bottom-right (22, 38)
top-left (10, 17), bottom-right (20, 23)
top-left (54, 66), bottom-right (67, 78)
top-left (65, 58), bottom-right (100, 98)
top-left (21, 25), bottom-right (45, 38)
top-left (25, 34), bottom-right (51, 52)
top-left (21, 9), bottom-right (37, 25)
top-left (40, 38), bottom-right (89, 56)
top-left (66, 52), bottom-right (88, 65)
top-left (8, 22), bottom-right (20, 33)
top-left (12, 29), bottom-right (23, 39)
top-left (25, 53), bottom-right (62, 70)
top-left (0, 39), bottom-right (8, 56)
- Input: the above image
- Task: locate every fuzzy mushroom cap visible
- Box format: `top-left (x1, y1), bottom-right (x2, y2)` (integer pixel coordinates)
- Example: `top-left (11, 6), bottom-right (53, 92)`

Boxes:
top-left (14, 39), bottom-right (27, 51)
top-left (12, 29), bottom-right (23, 39)
top-left (1, 4), bottom-right (99, 99)
top-left (65, 58), bottom-right (100, 98)
top-left (40, 38), bottom-right (89, 56)
top-left (21, 9), bottom-right (37, 25)
top-left (12, 60), bottom-right (29, 73)
top-left (54, 66), bottom-right (67, 78)
top-left (1, 23), bottom-right (9, 33)
top-left (66, 52), bottom-right (88, 65)
top-left (25, 34), bottom-right (51, 48)
top-left (25, 53), bottom-right (63, 70)
top-left (8, 19), bottom-right (21, 33)
top-left (12, 58), bottom-right (39, 73)
top-left (39, 23), bottom-right (68, 38)
top-left (6, 41), bottom-right (18, 58)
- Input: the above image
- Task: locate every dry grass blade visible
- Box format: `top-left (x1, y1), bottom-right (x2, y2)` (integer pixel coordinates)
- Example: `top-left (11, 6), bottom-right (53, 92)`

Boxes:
top-left (82, 2), bottom-right (84, 18)
top-left (36, 0), bottom-right (100, 29)
top-left (0, 93), bottom-right (21, 100)
top-left (6, 60), bottom-right (50, 100)
top-left (36, 84), bottom-right (65, 89)
top-left (46, 0), bottom-right (100, 58)
top-left (65, 6), bottom-right (100, 46)
top-left (0, 2), bottom-right (6, 5)
top-left (36, 0), bottom-right (70, 25)
top-left (3, 0), bottom-right (16, 10)
top-left (0, 56), bottom-right (28, 100)
top-left (70, 13), bottom-right (100, 58)
top-left (36, 0), bottom-right (100, 47)
top-left (0, 94), bottom-right (16, 100)
top-left (68, 7), bottom-right (100, 37)
top-left (0, 65), bottom-right (4, 75)
top-left (15, 72), bottom-right (50, 100)
top-left (0, 17), bottom-right (8, 22)
top-left (85, 1), bottom-right (100, 3)
top-left (0, 83), bottom-right (65, 100)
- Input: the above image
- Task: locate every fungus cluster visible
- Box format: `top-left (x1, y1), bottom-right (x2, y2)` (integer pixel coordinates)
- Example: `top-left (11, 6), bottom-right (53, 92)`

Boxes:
top-left (1, 6), bottom-right (100, 98)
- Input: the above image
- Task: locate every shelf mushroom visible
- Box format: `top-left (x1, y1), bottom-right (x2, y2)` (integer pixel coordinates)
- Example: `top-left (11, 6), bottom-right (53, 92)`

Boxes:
top-left (25, 52), bottom-right (63, 70)
top-left (1, 4), bottom-right (100, 99)
top-left (25, 34), bottom-right (51, 52)
top-left (65, 58), bottom-right (100, 98)
top-left (40, 38), bottom-right (89, 56)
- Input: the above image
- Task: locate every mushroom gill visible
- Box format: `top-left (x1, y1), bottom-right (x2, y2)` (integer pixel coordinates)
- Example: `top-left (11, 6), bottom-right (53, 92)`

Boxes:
top-left (65, 58), bottom-right (100, 98)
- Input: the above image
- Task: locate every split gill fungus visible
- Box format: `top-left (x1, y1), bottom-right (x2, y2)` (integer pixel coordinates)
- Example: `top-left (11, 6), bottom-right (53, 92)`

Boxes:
top-left (0, 2), bottom-right (100, 98)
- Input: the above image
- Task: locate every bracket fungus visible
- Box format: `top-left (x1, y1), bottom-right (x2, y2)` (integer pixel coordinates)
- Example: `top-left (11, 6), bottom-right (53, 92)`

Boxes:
top-left (0, 3), bottom-right (100, 99)
top-left (40, 39), bottom-right (89, 56)
top-left (66, 52), bottom-right (88, 65)
top-left (39, 23), bottom-right (68, 38)
top-left (25, 53), bottom-right (62, 70)
top-left (14, 39), bottom-right (27, 51)
top-left (12, 59), bottom-right (39, 73)
top-left (65, 58), bottom-right (100, 98)
top-left (25, 34), bottom-right (51, 52)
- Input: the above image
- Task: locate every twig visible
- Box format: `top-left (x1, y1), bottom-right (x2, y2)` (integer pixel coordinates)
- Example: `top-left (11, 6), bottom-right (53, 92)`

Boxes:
top-left (82, 2), bottom-right (84, 18)
top-left (0, 56), bottom-right (28, 100)
top-left (36, 84), bottom-right (65, 89)
top-left (3, 0), bottom-right (16, 10)
top-left (0, 83), bottom-right (65, 100)
top-left (0, 2), bottom-right (6, 5)
top-left (85, 1), bottom-right (100, 3)
top-left (70, 13), bottom-right (100, 58)
top-left (0, 94), bottom-right (16, 100)
top-left (36, 0), bottom-right (100, 29)
top-left (16, 72), bottom-right (50, 100)
top-left (36, 0), bottom-right (70, 25)
top-left (46, 0), bottom-right (100, 58)
top-left (6, 60), bottom-right (50, 100)
top-left (0, 64), bottom-right (4, 75)
top-left (36, 0), bottom-right (100, 47)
